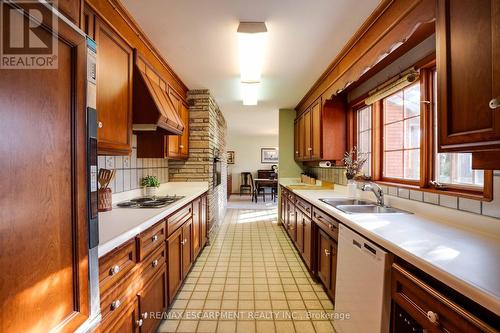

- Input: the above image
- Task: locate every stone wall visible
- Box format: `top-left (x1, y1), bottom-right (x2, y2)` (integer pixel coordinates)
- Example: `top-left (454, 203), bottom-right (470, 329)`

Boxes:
top-left (169, 89), bottom-right (227, 234)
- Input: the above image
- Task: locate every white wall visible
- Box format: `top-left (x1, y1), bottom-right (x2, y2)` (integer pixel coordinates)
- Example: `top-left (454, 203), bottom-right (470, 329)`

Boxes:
top-left (227, 132), bottom-right (279, 193)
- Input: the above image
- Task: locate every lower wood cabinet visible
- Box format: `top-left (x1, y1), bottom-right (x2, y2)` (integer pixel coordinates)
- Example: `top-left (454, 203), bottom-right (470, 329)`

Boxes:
top-left (138, 265), bottom-right (167, 333)
top-left (317, 229), bottom-right (337, 301)
top-left (391, 263), bottom-right (498, 333)
top-left (167, 226), bottom-right (184, 303)
top-left (97, 193), bottom-right (208, 332)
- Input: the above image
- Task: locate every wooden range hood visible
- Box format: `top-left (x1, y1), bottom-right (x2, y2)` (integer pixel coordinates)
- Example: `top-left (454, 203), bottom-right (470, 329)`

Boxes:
top-left (132, 52), bottom-right (184, 135)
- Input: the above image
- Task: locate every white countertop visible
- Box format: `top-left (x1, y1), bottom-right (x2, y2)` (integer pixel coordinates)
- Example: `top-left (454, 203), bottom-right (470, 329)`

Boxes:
top-left (98, 182), bottom-right (209, 258)
top-left (279, 178), bottom-right (500, 315)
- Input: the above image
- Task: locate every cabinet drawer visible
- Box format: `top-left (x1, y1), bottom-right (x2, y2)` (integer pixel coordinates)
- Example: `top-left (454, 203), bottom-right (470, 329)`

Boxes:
top-left (140, 242), bottom-right (167, 285)
top-left (391, 264), bottom-right (497, 333)
top-left (99, 239), bottom-right (137, 297)
top-left (137, 222), bottom-right (166, 262)
top-left (295, 196), bottom-right (312, 216)
top-left (312, 207), bottom-right (338, 241)
top-left (166, 203), bottom-right (192, 236)
top-left (100, 272), bottom-right (136, 324)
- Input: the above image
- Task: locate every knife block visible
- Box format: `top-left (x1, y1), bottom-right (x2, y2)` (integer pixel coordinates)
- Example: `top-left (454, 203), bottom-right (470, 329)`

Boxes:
top-left (98, 188), bottom-right (112, 212)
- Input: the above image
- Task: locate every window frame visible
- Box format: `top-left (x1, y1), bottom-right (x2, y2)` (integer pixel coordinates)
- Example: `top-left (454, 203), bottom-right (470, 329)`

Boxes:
top-left (349, 58), bottom-right (493, 201)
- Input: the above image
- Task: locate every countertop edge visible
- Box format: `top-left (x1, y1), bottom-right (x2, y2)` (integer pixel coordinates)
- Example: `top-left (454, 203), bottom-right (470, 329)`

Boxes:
top-left (281, 183), bottom-right (500, 316)
top-left (97, 188), bottom-right (208, 258)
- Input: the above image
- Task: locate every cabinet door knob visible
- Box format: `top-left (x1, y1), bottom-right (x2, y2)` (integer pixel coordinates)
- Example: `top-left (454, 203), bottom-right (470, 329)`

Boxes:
top-left (181, 239), bottom-right (187, 245)
top-left (329, 224), bottom-right (334, 230)
top-left (98, 121), bottom-right (103, 128)
top-left (141, 312), bottom-right (148, 319)
top-left (110, 299), bottom-right (121, 311)
top-left (426, 311), bottom-right (439, 324)
top-left (136, 319), bottom-right (143, 327)
top-left (152, 234), bottom-right (158, 242)
top-left (109, 265), bottom-right (120, 276)
top-left (152, 259), bottom-right (159, 268)
top-left (308, 147), bottom-right (312, 151)
top-left (490, 97), bottom-right (500, 109)
top-left (324, 249), bottom-right (331, 256)
top-left (295, 151), bottom-right (299, 154)
top-left (179, 144), bottom-right (184, 148)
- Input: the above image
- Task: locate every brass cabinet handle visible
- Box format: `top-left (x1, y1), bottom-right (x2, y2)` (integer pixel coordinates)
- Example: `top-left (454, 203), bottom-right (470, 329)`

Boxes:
top-left (152, 259), bottom-right (159, 268)
top-left (109, 265), bottom-right (120, 276)
top-left (110, 300), bottom-right (121, 311)
top-left (324, 249), bottom-right (330, 256)
top-left (490, 97), bottom-right (500, 109)
top-left (181, 238), bottom-right (187, 245)
top-left (152, 234), bottom-right (158, 242)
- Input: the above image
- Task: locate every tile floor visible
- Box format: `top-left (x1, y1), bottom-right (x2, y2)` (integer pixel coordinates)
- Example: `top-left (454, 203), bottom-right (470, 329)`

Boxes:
top-left (157, 204), bottom-right (336, 333)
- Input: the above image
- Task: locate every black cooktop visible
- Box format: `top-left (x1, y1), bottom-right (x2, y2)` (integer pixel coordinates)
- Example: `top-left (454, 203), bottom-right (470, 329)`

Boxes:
top-left (116, 195), bottom-right (184, 208)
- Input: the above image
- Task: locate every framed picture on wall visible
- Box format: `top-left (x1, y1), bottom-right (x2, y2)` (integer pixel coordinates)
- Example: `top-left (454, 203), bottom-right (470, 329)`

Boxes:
top-left (227, 151), bottom-right (235, 164)
top-left (261, 148), bottom-right (279, 164)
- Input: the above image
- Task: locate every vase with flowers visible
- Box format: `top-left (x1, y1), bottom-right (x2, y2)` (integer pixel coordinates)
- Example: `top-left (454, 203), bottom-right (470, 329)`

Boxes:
top-left (343, 147), bottom-right (368, 198)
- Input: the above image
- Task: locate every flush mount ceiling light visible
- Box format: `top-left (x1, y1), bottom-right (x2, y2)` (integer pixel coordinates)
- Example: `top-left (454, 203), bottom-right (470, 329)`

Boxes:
top-left (238, 22), bottom-right (267, 105)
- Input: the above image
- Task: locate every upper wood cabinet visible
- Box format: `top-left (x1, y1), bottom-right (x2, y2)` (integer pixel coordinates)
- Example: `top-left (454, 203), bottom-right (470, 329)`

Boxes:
top-left (56, 0), bottom-right (82, 25)
top-left (0, 5), bottom-right (90, 331)
top-left (437, 0), bottom-right (500, 153)
top-left (84, 6), bottom-right (133, 155)
top-left (295, 96), bottom-right (346, 162)
top-left (167, 89), bottom-right (190, 160)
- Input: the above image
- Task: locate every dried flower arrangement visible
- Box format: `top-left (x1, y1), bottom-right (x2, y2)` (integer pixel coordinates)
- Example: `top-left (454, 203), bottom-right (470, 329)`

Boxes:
top-left (343, 147), bottom-right (368, 180)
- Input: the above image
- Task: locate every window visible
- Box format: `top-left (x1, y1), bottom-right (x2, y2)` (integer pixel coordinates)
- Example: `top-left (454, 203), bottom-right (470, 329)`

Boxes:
top-left (432, 71), bottom-right (484, 187)
top-left (382, 83), bottom-right (420, 181)
top-left (356, 105), bottom-right (372, 176)
top-left (350, 62), bottom-right (491, 199)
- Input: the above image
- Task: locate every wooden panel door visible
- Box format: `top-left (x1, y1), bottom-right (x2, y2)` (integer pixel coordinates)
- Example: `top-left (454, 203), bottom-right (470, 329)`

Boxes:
top-left (57, 0), bottom-right (81, 25)
top-left (317, 230), bottom-right (331, 289)
top-left (0, 6), bottom-right (89, 332)
top-left (437, 0), bottom-right (500, 152)
top-left (287, 202), bottom-right (297, 242)
top-left (97, 298), bottom-right (140, 333)
top-left (167, 227), bottom-right (183, 303)
top-left (179, 101), bottom-right (190, 158)
top-left (295, 209), bottom-right (304, 253)
top-left (298, 115), bottom-right (306, 160)
top-left (138, 266), bottom-right (167, 333)
top-left (192, 198), bottom-right (201, 258)
top-left (302, 215), bottom-right (312, 269)
top-left (200, 194), bottom-right (208, 248)
top-left (328, 237), bottom-right (338, 300)
top-left (167, 89), bottom-right (181, 158)
top-left (311, 100), bottom-right (322, 160)
top-left (182, 219), bottom-right (193, 278)
top-left (294, 120), bottom-right (300, 160)
top-left (95, 14), bottom-right (133, 155)
top-left (303, 109), bottom-right (312, 159)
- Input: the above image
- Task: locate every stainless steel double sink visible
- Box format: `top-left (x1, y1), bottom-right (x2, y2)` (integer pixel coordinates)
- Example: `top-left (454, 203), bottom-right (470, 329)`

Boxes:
top-left (319, 198), bottom-right (411, 214)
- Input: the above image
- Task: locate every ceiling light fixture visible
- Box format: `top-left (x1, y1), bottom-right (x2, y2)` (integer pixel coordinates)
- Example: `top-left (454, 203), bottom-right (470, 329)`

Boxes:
top-left (238, 22), bottom-right (267, 105)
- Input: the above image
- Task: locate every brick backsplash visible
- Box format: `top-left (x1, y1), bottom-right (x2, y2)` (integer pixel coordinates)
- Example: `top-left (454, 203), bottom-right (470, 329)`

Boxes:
top-left (309, 166), bottom-right (500, 219)
top-left (98, 134), bottom-right (169, 194)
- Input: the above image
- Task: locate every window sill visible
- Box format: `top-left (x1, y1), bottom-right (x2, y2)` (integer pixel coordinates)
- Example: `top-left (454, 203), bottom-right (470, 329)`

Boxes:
top-left (373, 181), bottom-right (492, 202)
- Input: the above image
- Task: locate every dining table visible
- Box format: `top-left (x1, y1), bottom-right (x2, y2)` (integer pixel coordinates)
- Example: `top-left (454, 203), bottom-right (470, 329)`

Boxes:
top-left (253, 178), bottom-right (278, 202)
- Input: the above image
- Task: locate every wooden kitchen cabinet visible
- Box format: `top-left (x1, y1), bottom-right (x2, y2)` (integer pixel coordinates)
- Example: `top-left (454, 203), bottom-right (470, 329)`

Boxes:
top-left (96, 298), bottom-right (140, 333)
top-left (166, 89), bottom-right (189, 160)
top-left (391, 263), bottom-right (498, 333)
top-left (286, 198), bottom-right (297, 242)
top-left (317, 229), bottom-right (337, 301)
top-left (167, 227), bottom-right (184, 303)
top-left (295, 96), bottom-right (346, 162)
top-left (200, 194), bottom-right (208, 248)
top-left (436, 0), bottom-right (500, 154)
top-left (137, 265), bottom-right (167, 333)
top-left (56, 0), bottom-right (82, 25)
top-left (192, 198), bottom-right (201, 257)
top-left (182, 219), bottom-right (193, 277)
top-left (87, 8), bottom-right (133, 155)
top-left (295, 208), bottom-right (313, 269)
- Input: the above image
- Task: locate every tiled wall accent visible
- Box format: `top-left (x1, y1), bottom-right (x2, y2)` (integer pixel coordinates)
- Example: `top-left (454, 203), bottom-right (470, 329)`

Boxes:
top-left (169, 89), bottom-right (228, 233)
top-left (310, 167), bottom-right (500, 219)
top-left (307, 167), bottom-right (348, 186)
top-left (98, 134), bottom-right (169, 194)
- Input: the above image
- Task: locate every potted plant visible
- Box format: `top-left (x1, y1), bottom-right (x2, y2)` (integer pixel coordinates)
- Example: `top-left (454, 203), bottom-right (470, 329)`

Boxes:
top-left (343, 147), bottom-right (368, 198)
top-left (141, 175), bottom-right (160, 197)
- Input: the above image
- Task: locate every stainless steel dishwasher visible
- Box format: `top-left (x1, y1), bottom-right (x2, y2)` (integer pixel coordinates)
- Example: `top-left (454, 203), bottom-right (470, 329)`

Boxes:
top-left (333, 224), bottom-right (391, 333)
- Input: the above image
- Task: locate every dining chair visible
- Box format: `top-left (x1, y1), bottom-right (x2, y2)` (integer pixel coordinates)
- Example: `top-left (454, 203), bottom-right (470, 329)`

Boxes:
top-left (240, 172), bottom-right (253, 196)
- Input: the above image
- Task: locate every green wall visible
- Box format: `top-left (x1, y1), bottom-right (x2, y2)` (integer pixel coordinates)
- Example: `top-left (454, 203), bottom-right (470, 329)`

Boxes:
top-left (278, 109), bottom-right (303, 177)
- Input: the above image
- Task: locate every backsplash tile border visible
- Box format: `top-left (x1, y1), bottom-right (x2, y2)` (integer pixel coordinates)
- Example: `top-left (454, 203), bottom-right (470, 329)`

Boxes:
top-left (308, 166), bottom-right (500, 219)
top-left (98, 134), bottom-right (169, 194)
